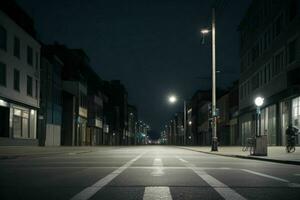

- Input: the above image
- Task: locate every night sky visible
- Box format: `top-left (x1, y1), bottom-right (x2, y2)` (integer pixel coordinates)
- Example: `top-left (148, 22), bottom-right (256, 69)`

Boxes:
top-left (16, 0), bottom-right (251, 139)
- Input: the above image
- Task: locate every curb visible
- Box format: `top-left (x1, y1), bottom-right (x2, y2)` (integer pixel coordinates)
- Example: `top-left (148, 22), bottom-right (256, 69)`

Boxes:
top-left (177, 146), bottom-right (300, 166)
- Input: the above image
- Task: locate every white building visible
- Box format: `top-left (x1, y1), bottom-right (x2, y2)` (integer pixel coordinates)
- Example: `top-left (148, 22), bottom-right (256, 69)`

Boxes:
top-left (0, 4), bottom-right (40, 145)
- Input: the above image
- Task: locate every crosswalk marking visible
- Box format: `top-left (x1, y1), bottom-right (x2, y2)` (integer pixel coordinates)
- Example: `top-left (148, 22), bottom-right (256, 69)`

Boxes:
top-left (143, 187), bottom-right (172, 200)
top-left (177, 156), bottom-right (247, 200)
top-left (241, 169), bottom-right (289, 183)
top-left (242, 169), bottom-right (300, 188)
top-left (70, 152), bottom-right (146, 200)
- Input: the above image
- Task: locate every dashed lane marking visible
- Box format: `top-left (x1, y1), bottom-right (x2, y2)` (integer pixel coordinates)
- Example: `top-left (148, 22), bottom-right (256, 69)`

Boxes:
top-left (70, 152), bottom-right (146, 200)
top-left (143, 187), bottom-right (172, 200)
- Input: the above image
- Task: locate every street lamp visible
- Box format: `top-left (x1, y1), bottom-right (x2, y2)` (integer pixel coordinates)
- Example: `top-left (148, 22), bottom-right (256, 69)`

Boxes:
top-left (201, 7), bottom-right (218, 151)
top-left (254, 96), bottom-right (264, 137)
top-left (168, 95), bottom-right (177, 104)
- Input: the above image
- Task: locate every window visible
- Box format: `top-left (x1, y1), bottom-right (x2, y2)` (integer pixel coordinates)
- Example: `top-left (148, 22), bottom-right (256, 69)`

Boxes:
top-left (264, 66), bottom-right (267, 84)
top-left (14, 69), bottom-right (20, 91)
top-left (288, 39), bottom-right (297, 63)
top-left (35, 79), bottom-right (38, 99)
top-left (251, 73), bottom-right (259, 91)
top-left (14, 37), bottom-right (20, 58)
top-left (35, 52), bottom-right (39, 69)
top-left (289, 0), bottom-right (298, 21)
top-left (27, 76), bottom-right (33, 96)
top-left (251, 43), bottom-right (259, 62)
top-left (80, 92), bottom-right (87, 108)
top-left (27, 46), bottom-right (33, 66)
top-left (274, 14), bottom-right (283, 37)
top-left (0, 26), bottom-right (7, 51)
top-left (0, 62), bottom-right (6, 86)
top-left (273, 51), bottom-right (284, 77)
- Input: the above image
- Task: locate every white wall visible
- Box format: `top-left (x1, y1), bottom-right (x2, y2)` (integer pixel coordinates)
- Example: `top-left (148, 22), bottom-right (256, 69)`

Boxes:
top-left (0, 10), bottom-right (40, 109)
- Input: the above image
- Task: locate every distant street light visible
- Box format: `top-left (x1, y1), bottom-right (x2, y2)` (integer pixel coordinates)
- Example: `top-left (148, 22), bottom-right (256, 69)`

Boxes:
top-left (200, 29), bottom-right (210, 34)
top-left (167, 95), bottom-right (187, 145)
top-left (168, 95), bottom-right (177, 104)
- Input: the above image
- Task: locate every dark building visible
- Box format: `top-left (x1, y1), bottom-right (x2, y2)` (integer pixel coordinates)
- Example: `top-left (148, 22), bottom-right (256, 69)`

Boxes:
top-left (39, 47), bottom-right (63, 146)
top-left (238, 0), bottom-right (300, 146)
top-left (190, 90), bottom-right (211, 145)
top-left (228, 81), bottom-right (240, 145)
top-left (85, 66), bottom-right (106, 146)
top-left (102, 80), bottom-right (129, 145)
top-left (44, 44), bottom-right (89, 146)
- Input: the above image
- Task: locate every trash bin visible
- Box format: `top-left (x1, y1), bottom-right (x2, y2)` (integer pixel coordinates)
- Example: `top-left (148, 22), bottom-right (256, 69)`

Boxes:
top-left (253, 135), bottom-right (268, 156)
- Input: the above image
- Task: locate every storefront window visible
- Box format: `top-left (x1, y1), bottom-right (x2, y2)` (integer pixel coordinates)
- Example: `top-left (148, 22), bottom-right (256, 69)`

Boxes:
top-left (12, 108), bottom-right (36, 139)
top-left (292, 97), bottom-right (300, 145)
top-left (13, 109), bottom-right (22, 138)
top-left (292, 97), bottom-right (300, 128)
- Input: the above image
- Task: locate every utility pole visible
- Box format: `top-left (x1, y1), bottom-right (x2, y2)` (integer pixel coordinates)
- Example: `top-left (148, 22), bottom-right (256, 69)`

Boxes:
top-left (211, 7), bottom-right (218, 151)
top-left (183, 100), bottom-right (187, 145)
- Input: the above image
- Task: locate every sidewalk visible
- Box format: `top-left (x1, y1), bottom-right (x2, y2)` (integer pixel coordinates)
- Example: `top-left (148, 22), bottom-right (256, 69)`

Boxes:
top-left (178, 146), bottom-right (300, 165)
top-left (0, 146), bottom-right (115, 159)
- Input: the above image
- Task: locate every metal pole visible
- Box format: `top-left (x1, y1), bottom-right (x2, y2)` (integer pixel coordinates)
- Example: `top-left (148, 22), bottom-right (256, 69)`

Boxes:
top-left (183, 100), bottom-right (187, 145)
top-left (211, 7), bottom-right (218, 151)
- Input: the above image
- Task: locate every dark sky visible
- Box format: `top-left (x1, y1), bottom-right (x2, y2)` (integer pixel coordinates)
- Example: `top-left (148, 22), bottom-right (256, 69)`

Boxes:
top-left (16, 0), bottom-right (251, 138)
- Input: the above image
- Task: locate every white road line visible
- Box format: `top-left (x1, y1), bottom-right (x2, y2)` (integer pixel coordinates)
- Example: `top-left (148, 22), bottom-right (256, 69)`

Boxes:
top-left (179, 158), bottom-right (188, 163)
top-left (151, 158), bottom-right (164, 176)
top-left (241, 169), bottom-right (289, 183)
top-left (143, 187), bottom-right (172, 200)
top-left (177, 157), bottom-right (247, 200)
top-left (70, 152), bottom-right (145, 200)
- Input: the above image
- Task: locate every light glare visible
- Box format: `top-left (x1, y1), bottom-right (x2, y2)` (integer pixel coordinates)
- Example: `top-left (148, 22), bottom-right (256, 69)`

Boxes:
top-left (254, 97), bottom-right (264, 107)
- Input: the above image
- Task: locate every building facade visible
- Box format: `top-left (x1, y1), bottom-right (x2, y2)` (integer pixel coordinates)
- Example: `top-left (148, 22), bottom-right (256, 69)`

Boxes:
top-left (39, 48), bottom-right (62, 146)
top-left (239, 0), bottom-right (300, 146)
top-left (0, 3), bottom-right (40, 145)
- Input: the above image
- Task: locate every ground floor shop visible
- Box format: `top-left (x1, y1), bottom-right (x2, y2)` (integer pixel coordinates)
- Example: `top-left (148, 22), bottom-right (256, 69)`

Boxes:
top-left (239, 94), bottom-right (300, 146)
top-left (0, 98), bottom-right (38, 145)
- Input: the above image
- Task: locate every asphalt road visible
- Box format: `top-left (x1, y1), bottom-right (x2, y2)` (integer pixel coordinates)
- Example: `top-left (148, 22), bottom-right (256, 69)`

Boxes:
top-left (0, 146), bottom-right (299, 200)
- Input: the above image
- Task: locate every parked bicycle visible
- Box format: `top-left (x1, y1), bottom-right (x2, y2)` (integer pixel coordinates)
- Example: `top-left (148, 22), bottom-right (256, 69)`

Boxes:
top-left (242, 137), bottom-right (256, 155)
top-left (286, 124), bottom-right (298, 153)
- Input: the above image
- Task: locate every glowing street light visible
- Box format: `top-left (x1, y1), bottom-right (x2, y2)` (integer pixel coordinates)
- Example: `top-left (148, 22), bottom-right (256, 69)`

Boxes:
top-left (254, 96), bottom-right (264, 138)
top-left (254, 96), bottom-right (264, 107)
top-left (168, 95), bottom-right (177, 104)
top-left (200, 29), bottom-right (210, 34)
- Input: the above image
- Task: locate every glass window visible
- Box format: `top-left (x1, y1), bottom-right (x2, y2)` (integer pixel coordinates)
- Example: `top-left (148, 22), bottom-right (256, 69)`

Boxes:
top-left (13, 114), bottom-right (22, 138)
top-left (27, 46), bottom-right (33, 66)
top-left (14, 36), bottom-right (20, 58)
top-left (27, 75), bottom-right (33, 96)
top-left (14, 69), bottom-right (20, 91)
top-left (288, 39), bottom-right (296, 63)
top-left (251, 73), bottom-right (259, 91)
top-left (274, 14), bottom-right (283, 37)
top-left (0, 62), bottom-right (6, 86)
top-left (274, 51), bottom-right (284, 76)
top-left (0, 26), bottom-right (7, 51)
top-left (35, 52), bottom-right (39, 69)
top-left (35, 79), bottom-right (38, 98)
top-left (22, 112), bottom-right (29, 138)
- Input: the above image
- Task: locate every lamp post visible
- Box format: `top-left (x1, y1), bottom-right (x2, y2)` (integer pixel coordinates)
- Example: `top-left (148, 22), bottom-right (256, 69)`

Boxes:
top-left (168, 95), bottom-right (187, 145)
top-left (201, 7), bottom-right (218, 151)
top-left (254, 96), bottom-right (264, 137)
